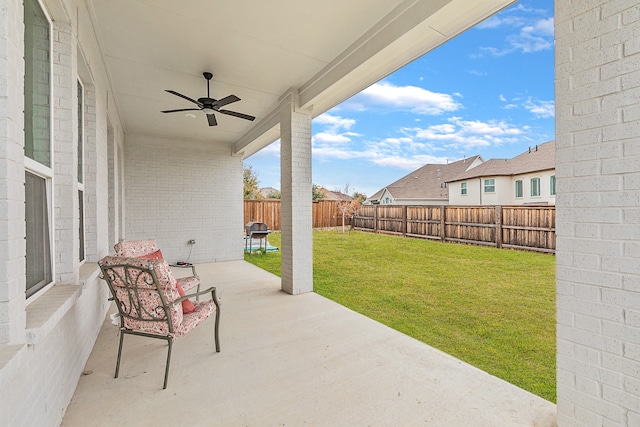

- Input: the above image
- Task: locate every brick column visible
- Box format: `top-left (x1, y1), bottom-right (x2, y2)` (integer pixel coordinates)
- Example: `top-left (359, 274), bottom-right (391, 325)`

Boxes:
top-left (82, 84), bottom-right (98, 261)
top-left (0, 0), bottom-right (26, 344)
top-left (280, 91), bottom-right (313, 294)
top-left (556, 1), bottom-right (640, 425)
top-left (52, 22), bottom-right (78, 282)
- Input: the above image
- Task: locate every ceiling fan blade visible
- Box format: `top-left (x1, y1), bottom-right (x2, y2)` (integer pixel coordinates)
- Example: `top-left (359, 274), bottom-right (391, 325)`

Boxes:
top-left (206, 113), bottom-right (218, 126)
top-left (214, 95), bottom-right (240, 108)
top-left (219, 109), bottom-right (256, 121)
top-left (165, 90), bottom-right (203, 107)
top-left (161, 108), bottom-right (202, 113)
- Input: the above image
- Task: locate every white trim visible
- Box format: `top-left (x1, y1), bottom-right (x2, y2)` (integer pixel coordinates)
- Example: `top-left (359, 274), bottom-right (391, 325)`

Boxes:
top-left (24, 0), bottom-right (55, 301)
top-left (77, 78), bottom-right (86, 264)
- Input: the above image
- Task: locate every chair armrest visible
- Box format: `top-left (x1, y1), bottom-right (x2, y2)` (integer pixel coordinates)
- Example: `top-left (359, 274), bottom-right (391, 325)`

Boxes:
top-left (169, 263), bottom-right (197, 276)
top-left (174, 286), bottom-right (220, 306)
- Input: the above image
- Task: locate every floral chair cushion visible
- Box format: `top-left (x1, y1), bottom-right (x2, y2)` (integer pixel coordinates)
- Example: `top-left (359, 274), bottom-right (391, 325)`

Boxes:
top-left (114, 239), bottom-right (160, 258)
top-left (114, 239), bottom-right (200, 292)
top-left (100, 256), bottom-right (184, 336)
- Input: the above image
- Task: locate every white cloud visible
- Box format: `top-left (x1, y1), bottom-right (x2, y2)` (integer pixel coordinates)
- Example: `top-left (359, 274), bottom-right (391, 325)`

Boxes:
top-left (312, 113), bottom-right (361, 146)
top-left (348, 81), bottom-right (462, 115)
top-left (499, 94), bottom-right (507, 102)
top-left (507, 18), bottom-right (554, 53)
top-left (372, 154), bottom-right (449, 170)
top-left (312, 108), bottom-right (531, 172)
top-left (314, 113), bottom-right (355, 131)
top-left (408, 117), bottom-right (527, 149)
top-left (475, 5), bottom-right (554, 57)
top-left (314, 132), bottom-right (352, 144)
top-left (524, 98), bottom-right (555, 118)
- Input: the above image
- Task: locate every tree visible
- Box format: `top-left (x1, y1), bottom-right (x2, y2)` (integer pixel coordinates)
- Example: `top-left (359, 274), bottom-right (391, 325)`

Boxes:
top-left (312, 184), bottom-right (326, 201)
top-left (266, 189), bottom-right (281, 199)
top-left (243, 165), bottom-right (260, 200)
top-left (352, 191), bottom-right (367, 204)
top-left (335, 184), bottom-right (360, 234)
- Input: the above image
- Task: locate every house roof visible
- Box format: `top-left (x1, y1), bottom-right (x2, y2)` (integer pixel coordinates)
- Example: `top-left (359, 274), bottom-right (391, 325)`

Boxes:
top-left (368, 155), bottom-right (483, 201)
top-left (258, 187), bottom-right (279, 198)
top-left (320, 188), bottom-right (353, 201)
top-left (85, 0), bottom-right (517, 158)
top-left (447, 140), bottom-right (555, 182)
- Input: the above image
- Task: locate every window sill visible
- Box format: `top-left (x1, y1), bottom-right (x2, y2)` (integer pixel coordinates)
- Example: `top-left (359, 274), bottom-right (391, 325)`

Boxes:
top-left (79, 262), bottom-right (101, 288)
top-left (24, 263), bottom-right (101, 344)
top-left (25, 285), bottom-right (83, 344)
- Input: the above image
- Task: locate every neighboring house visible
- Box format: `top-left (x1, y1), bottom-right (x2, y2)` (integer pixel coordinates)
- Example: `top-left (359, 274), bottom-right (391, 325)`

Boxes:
top-left (319, 188), bottom-right (353, 202)
top-left (366, 156), bottom-right (484, 205)
top-left (447, 141), bottom-right (555, 206)
top-left (258, 187), bottom-right (280, 199)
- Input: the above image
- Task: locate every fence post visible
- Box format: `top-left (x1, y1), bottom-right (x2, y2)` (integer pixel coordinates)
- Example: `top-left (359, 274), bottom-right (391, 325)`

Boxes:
top-left (495, 205), bottom-right (502, 249)
top-left (374, 205), bottom-right (378, 234)
top-left (440, 205), bottom-right (446, 242)
top-left (402, 205), bottom-right (407, 237)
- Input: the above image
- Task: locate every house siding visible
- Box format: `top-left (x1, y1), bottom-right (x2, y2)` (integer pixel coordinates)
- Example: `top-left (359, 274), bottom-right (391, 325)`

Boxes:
top-left (449, 171), bottom-right (556, 206)
top-left (556, 0), bottom-right (640, 425)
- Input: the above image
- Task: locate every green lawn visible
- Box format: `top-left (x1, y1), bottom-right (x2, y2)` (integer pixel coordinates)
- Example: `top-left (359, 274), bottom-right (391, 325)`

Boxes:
top-left (245, 230), bottom-right (556, 402)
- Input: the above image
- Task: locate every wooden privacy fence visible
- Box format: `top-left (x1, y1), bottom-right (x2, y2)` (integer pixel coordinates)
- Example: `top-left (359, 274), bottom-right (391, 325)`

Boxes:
top-left (244, 200), bottom-right (351, 231)
top-left (352, 205), bottom-right (556, 253)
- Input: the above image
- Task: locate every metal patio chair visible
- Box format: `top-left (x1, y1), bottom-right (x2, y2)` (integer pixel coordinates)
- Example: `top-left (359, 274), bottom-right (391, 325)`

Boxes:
top-left (99, 255), bottom-right (221, 389)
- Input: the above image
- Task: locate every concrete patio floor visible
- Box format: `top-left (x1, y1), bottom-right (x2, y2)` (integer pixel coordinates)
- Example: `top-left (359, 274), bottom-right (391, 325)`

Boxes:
top-left (62, 260), bottom-right (556, 426)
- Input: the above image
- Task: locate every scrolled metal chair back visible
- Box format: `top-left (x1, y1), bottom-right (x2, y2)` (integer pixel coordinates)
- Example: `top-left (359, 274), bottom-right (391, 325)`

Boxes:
top-left (100, 261), bottom-right (175, 334)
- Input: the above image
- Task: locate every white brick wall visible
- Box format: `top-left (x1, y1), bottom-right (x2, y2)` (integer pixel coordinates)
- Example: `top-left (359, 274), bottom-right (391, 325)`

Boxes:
top-left (279, 92), bottom-right (313, 294)
top-left (52, 21), bottom-right (78, 283)
top-left (123, 134), bottom-right (244, 263)
top-left (0, 0), bottom-right (123, 425)
top-left (0, 0), bottom-right (26, 345)
top-left (556, 0), bottom-right (640, 425)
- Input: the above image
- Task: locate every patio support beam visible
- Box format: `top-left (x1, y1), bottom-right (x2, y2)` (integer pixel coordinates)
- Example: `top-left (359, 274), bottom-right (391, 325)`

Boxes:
top-left (279, 90), bottom-right (313, 295)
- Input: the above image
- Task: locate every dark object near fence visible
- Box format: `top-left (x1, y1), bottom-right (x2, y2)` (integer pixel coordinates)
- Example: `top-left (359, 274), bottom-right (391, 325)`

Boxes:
top-left (245, 221), bottom-right (271, 252)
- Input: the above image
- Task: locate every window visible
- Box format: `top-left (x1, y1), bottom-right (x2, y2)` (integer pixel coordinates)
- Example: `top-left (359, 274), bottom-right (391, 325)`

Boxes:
top-left (24, 0), bottom-right (53, 297)
top-left (384, 197), bottom-right (390, 204)
top-left (484, 178), bottom-right (495, 193)
top-left (550, 175), bottom-right (556, 196)
top-left (24, 0), bottom-right (51, 167)
top-left (461, 182), bottom-right (467, 195)
top-left (531, 177), bottom-right (541, 197)
top-left (78, 79), bottom-right (85, 262)
top-left (515, 180), bottom-right (523, 198)
top-left (25, 172), bottom-right (52, 297)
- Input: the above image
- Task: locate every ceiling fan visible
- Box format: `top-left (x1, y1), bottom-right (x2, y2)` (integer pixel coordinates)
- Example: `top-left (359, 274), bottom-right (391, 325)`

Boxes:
top-left (161, 72), bottom-right (255, 126)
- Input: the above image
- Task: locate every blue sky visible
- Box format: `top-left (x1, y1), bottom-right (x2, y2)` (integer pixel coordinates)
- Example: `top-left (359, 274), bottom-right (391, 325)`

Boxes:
top-left (245, 0), bottom-right (555, 197)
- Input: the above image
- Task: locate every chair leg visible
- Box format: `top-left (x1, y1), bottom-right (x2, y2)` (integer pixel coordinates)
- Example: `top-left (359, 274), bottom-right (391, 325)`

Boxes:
top-left (115, 331), bottom-right (125, 378)
top-left (214, 307), bottom-right (221, 353)
top-left (163, 338), bottom-right (173, 389)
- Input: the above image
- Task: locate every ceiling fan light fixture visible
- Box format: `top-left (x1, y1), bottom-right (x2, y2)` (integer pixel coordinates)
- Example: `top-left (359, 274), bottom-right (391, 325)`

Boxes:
top-left (202, 107), bottom-right (214, 115)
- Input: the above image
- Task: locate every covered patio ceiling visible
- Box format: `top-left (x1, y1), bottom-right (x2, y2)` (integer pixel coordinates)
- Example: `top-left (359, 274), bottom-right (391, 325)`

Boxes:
top-left (86, 0), bottom-right (516, 158)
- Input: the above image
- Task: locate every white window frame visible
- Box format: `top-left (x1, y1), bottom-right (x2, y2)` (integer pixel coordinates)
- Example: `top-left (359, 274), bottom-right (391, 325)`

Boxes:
top-left (77, 78), bottom-right (85, 264)
top-left (483, 178), bottom-right (495, 193)
top-left (24, 0), bottom-right (55, 301)
top-left (550, 175), bottom-right (556, 196)
top-left (461, 182), bottom-right (467, 195)
top-left (531, 177), bottom-right (541, 197)
top-left (515, 180), bottom-right (523, 198)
